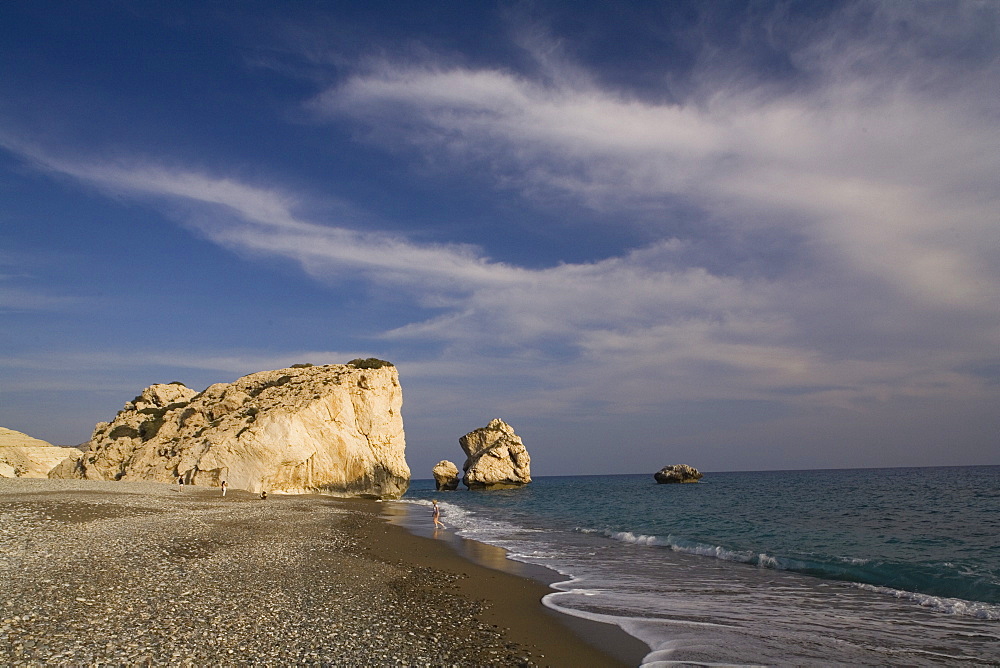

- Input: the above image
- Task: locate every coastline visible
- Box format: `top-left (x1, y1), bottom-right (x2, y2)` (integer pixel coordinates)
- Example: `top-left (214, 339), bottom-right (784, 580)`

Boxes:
top-left (0, 479), bottom-right (642, 666)
top-left (377, 500), bottom-right (650, 666)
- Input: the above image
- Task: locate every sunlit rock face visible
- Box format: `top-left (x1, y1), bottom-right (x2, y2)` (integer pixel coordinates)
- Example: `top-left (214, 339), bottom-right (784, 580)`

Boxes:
top-left (432, 460), bottom-right (460, 491)
top-left (460, 418), bottom-right (531, 490)
top-left (51, 364), bottom-right (410, 499)
top-left (0, 427), bottom-right (82, 478)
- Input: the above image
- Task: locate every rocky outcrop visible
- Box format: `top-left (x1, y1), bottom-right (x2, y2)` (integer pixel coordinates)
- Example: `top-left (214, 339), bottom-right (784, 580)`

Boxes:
top-left (0, 427), bottom-right (82, 478)
top-left (432, 460), bottom-right (460, 491)
top-left (460, 419), bottom-right (531, 490)
top-left (50, 364), bottom-right (410, 498)
top-left (654, 464), bottom-right (703, 484)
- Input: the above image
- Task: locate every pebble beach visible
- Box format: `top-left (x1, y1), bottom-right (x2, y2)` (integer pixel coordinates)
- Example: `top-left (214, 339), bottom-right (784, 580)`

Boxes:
top-left (0, 479), bottom-right (631, 666)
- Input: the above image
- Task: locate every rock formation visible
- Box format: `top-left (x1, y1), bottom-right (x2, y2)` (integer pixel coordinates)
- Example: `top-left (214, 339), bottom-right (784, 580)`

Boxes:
top-left (460, 418), bottom-right (531, 490)
top-left (654, 464), bottom-right (703, 484)
top-left (432, 460), bottom-right (460, 491)
top-left (0, 427), bottom-right (82, 478)
top-left (50, 363), bottom-right (410, 498)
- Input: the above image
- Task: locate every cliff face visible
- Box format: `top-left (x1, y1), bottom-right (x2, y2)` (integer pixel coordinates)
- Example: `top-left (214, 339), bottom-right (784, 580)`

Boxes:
top-left (0, 427), bottom-right (82, 478)
top-left (50, 364), bottom-right (410, 498)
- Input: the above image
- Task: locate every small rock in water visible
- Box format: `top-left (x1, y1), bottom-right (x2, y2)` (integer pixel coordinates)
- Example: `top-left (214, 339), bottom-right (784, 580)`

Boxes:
top-left (653, 464), bottom-right (703, 484)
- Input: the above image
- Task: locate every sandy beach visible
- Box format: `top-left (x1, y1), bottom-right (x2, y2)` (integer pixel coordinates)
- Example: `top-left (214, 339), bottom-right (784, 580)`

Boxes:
top-left (0, 479), bottom-right (642, 666)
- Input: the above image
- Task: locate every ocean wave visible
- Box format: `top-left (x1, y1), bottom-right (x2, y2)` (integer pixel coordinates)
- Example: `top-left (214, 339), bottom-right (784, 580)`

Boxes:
top-left (582, 528), bottom-right (784, 569)
top-left (855, 584), bottom-right (1000, 620)
top-left (401, 497), bottom-right (1000, 621)
top-left (399, 497), bottom-right (470, 524)
top-left (577, 527), bottom-right (1000, 617)
top-left (837, 556), bottom-right (871, 565)
top-left (398, 498), bottom-right (572, 568)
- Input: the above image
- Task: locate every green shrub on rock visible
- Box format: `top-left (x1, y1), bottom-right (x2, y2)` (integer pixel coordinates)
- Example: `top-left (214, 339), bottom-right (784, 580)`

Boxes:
top-left (346, 358), bottom-right (394, 369)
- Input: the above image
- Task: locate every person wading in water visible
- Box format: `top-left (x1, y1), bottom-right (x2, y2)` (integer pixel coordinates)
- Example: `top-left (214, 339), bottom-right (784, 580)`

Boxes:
top-left (432, 499), bottom-right (443, 529)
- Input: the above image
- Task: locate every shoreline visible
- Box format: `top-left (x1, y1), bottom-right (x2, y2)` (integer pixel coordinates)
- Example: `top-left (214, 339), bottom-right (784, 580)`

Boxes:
top-left (378, 499), bottom-right (650, 666)
top-left (0, 479), bottom-right (644, 666)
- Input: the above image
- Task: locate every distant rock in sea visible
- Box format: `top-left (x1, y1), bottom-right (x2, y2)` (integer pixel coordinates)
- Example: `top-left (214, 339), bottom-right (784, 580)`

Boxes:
top-left (432, 460), bottom-right (460, 490)
top-left (50, 362), bottom-right (410, 498)
top-left (0, 427), bottom-right (82, 478)
top-left (654, 464), bottom-right (703, 484)
top-left (460, 418), bottom-right (531, 490)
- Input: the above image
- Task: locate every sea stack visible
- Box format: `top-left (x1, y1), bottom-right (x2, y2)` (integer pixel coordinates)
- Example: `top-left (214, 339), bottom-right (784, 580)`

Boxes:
top-left (460, 418), bottom-right (531, 490)
top-left (432, 460), bottom-right (460, 491)
top-left (654, 464), bottom-right (703, 484)
top-left (0, 427), bottom-right (82, 478)
top-left (50, 361), bottom-right (411, 499)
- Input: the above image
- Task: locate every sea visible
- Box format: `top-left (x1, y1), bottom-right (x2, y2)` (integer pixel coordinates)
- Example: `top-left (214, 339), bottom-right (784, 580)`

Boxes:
top-left (389, 466), bottom-right (1000, 666)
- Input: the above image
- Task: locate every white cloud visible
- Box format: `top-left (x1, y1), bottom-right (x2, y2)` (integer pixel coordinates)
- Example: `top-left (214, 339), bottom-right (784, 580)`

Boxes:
top-left (3, 2), bottom-right (997, 432)
top-left (301, 4), bottom-right (999, 417)
top-left (311, 4), bottom-right (1000, 318)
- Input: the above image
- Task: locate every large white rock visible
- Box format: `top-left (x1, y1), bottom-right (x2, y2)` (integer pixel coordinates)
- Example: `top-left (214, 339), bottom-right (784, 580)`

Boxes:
top-left (0, 427), bottom-right (82, 478)
top-left (432, 460), bottom-right (460, 491)
top-left (51, 364), bottom-right (411, 498)
top-left (460, 418), bottom-right (531, 489)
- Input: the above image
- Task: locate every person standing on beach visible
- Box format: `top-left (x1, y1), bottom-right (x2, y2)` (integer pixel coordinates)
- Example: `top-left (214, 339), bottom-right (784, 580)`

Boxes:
top-left (221, 480), bottom-right (228, 497)
top-left (432, 499), bottom-right (443, 528)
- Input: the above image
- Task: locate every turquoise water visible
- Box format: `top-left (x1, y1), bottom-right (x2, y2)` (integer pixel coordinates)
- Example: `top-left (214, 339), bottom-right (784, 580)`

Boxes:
top-left (397, 466), bottom-right (1000, 665)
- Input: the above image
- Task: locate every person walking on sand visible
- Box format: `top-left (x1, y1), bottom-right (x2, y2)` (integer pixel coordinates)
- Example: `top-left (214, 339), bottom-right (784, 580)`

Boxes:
top-left (432, 499), bottom-right (443, 529)
top-left (221, 480), bottom-right (228, 497)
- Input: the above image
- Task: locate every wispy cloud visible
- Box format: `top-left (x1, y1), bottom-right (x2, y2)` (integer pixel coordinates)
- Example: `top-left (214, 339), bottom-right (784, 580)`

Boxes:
top-left (0, 137), bottom-right (522, 294)
top-left (298, 3), bottom-right (999, 412)
top-left (0, 284), bottom-right (78, 312)
top-left (3, 2), bottom-right (997, 432)
top-left (0, 253), bottom-right (81, 312)
top-left (312, 19), bottom-right (999, 310)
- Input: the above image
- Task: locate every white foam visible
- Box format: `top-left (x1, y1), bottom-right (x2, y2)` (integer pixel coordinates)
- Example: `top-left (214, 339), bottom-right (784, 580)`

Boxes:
top-left (607, 530), bottom-right (663, 546)
top-left (592, 528), bottom-right (786, 569)
top-left (678, 542), bottom-right (755, 564)
top-left (642, 652), bottom-right (766, 668)
top-left (548, 587), bottom-right (604, 597)
top-left (400, 492), bottom-right (1000, 662)
top-left (399, 497), bottom-right (469, 526)
top-left (541, 586), bottom-right (753, 668)
top-left (757, 553), bottom-right (779, 568)
top-left (837, 556), bottom-right (871, 565)
top-left (855, 583), bottom-right (1000, 620)
top-left (643, 660), bottom-right (767, 667)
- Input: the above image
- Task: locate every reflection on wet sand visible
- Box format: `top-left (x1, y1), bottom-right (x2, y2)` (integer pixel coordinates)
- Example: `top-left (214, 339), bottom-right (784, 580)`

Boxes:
top-left (383, 499), bottom-right (556, 584)
top-left (459, 535), bottom-right (514, 571)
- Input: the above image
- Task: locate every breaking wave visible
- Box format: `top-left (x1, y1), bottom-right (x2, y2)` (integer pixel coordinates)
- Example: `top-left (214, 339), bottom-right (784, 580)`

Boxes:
top-left (855, 584), bottom-right (1000, 620)
top-left (579, 527), bottom-right (1000, 615)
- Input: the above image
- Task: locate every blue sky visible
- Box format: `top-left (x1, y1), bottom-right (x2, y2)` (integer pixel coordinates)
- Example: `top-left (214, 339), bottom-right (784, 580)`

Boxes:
top-left (2, 1), bottom-right (998, 477)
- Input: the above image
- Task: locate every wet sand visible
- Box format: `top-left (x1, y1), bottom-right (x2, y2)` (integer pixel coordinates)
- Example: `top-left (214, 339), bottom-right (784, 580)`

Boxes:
top-left (0, 479), bottom-right (644, 666)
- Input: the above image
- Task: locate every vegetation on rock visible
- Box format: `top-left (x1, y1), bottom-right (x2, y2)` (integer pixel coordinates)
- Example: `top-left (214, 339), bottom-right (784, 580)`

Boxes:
top-left (347, 358), bottom-right (394, 369)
